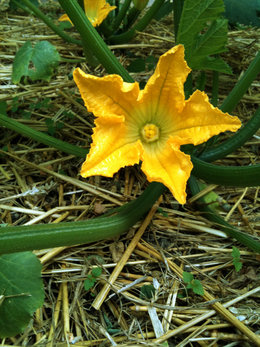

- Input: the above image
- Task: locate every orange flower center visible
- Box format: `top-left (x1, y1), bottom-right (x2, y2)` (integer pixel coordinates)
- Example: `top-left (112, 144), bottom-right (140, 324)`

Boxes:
top-left (141, 123), bottom-right (160, 143)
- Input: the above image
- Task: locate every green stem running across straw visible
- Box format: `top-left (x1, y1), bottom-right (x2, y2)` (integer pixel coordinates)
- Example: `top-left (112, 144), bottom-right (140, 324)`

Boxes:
top-left (191, 156), bottom-right (260, 186)
top-left (0, 114), bottom-right (87, 159)
top-left (200, 108), bottom-right (260, 162)
top-left (220, 51), bottom-right (260, 114)
top-left (17, 0), bottom-right (82, 46)
top-left (189, 175), bottom-right (260, 253)
top-left (0, 183), bottom-right (165, 254)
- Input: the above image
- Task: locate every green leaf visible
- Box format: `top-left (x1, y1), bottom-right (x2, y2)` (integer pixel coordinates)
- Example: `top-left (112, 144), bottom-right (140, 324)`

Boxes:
top-left (183, 271), bottom-right (193, 283)
top-left (84, 277), bottom-right (96, 291)
top-left (140, 284), bottom-right (155, 299)
top-left (45, 119), bottom-right (64, 136)
top-left (232, 246), bottom-right (240, 259)
top-left (157, 207), bottom-right (168, 217)
top-left (192, 56), bottom-right (232, 74)
top-left (232, 246), bottom-right (243, 272)
top-left (188, 279), bottom-right (204, 296)
top-left (11, 96), bottom-right (19, 112)
top-left (183, 272), bottom-right (204, 296)
top-left (177, 0), bottom-right (230, 72)
top-left (12, 41), bottom-right (32, 84)
top-left (224, 0), bottom-right (260, 27)
top-left (0, 101), bottom-right (7, 116)
top-left (127, 58), bottom-right (146, 72)
top-left (0, 252), bottom-right (44, 338)
top-left (233, 260), bottom-right (242, 272)
top-left (91, 267), bottom-right (102, 278)
top-left (145, 55), bottom-right (157, 70)
top-left (12, 41), bottom-right (60, 83)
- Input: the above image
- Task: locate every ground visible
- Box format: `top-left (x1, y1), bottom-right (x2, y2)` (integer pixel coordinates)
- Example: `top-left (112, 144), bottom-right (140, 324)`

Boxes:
top-left (0, 2), bottom-right (260, 346)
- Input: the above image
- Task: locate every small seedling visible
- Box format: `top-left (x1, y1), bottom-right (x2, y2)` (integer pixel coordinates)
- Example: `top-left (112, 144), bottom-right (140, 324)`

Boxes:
top-left (157, 207), bottom-right (168, 217)
top-left (45, 118), bottom-right (64, 136)
top-left (232, 246), bottom-right (243, 272)
top-left (103, 313), bottom-right (121, 335)
top-left (183, 271), bottom-right (204, 296)
top-left (84, 267), bottom-right (102, 291)
top-left (140, 284), bottom-right (155, 300)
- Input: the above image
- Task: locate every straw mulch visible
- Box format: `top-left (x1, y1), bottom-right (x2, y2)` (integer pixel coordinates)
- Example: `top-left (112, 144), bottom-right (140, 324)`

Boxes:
top-left (0, 2), bottom-right (260, 346)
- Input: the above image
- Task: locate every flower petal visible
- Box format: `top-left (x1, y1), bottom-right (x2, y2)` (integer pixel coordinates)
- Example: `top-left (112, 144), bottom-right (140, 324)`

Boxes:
top-left (58, 14), bottom-right (72, 24)
top-left (140, 45), bottom-right (191, 115)
top-left (141, 139), bottom-right (193, 204)
top-left (73, 68), bottom-right (139, 121)
top-left (84, 0), bottom-right (116, 27)
top-left (81, 116), bottom-right (142, 178)
top-left (172, 90), bottom-right (242, 145)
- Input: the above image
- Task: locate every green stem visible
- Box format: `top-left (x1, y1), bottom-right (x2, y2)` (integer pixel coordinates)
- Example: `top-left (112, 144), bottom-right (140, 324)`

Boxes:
top-left (112, 0), bottom-right (132, 32)
top-left (17, 0), bottom-right (81, 46)
top-left (197, 51), bottom-right (260, 162)
top-left (220, 51), bottom-right (260, 113)
top-left (211, 70), bottom-right (219, 107)
top-left (124, 7), bottom-right (142, 29)
top-left (108, 0), bottom-right (165, 44)
top-left (199, 107), bottom-right (260, 162)
top-left (189, 176), bottom-right (260, 253)
top-left (196, 71), bottom-right (206, 91)
top-left (191, 156), bottom-right (260, 187)
top-left (184, 72), bottom-right (193, 98)
top-left (0, 183), bottom-right (165, 254)
top-left (173, 0), bottom-right (184, 40)
top-left (58, 0), bottom-right (133, 82)
top-left (0, 114), bottom-right (87, 159)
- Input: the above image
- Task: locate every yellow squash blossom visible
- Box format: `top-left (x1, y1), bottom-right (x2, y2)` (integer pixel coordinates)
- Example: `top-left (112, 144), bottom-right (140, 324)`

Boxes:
top-left (59, 0), bottom-right (116, 27)
top-left (133, 0), bottom-right (149, 10)
top-left (73, 45), bottom-right (241, 204)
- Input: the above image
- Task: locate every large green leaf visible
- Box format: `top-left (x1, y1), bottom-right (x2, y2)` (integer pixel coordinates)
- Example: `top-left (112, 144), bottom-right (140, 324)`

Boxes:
top-left (224, 0), bottom-right (260, 27)
top-left (12, 40), bottom-right (60, 83)
top-left (0, 252), bottom-right (44, 338)
top-left (177, 0), bottom-right (230, 73)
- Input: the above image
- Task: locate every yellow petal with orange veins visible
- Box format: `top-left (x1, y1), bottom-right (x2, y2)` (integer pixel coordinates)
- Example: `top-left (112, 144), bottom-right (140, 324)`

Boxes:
top-left (58, 14), bottom-right (72, 24)
top-left (141, 139), bottom-right (193, 204)
top-left (73, 68), bottom-right (139, 121)
top-left (172, 90), bottom-right (242, 146)
top-left (140, 45), bottom-right (191, 115)
top-left (81, 117), bottom-right (142, 178)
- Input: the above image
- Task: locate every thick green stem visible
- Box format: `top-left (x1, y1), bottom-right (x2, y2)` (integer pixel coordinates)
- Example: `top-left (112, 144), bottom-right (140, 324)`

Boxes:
top-left (189, 176), bottom-right (260, 253)
top-left (199, 108), bottom-right (260, 162)
top-left (58, 0), bottom-right (133, 82)
top-left (191, 156), bottom-right (260, 187)
top-left (124, 7), bottom-right (142, 29)
top-left (220, 51), bottom-right (260, 113)
top-left (18, 0), bottom-right (81, 46)
top-left (112, 0), bottom-right (132, 32)
top-left (196, 71), bottom-right (206, 92)
top-left (0, 183), bottom-right (165, 254)
top-left (211, 70), bottom-right (219, 107)
top-left (0, 114), bottom-right (87, 159)
top-left (108, 0), bottom-right (165, 44)
top-left (173, 0), bottom-right (184, 40)
top-left (198, 51), bottom-right (260, 162)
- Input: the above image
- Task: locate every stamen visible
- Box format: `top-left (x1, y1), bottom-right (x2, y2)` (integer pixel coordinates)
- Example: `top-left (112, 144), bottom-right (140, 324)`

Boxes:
top-left (141, 123), bottom-right (160, 143)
